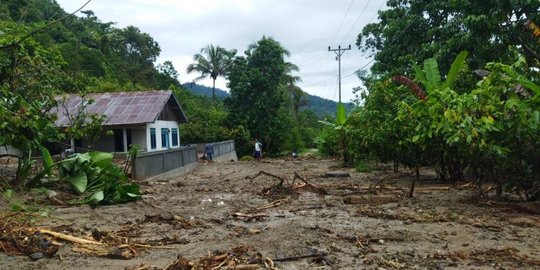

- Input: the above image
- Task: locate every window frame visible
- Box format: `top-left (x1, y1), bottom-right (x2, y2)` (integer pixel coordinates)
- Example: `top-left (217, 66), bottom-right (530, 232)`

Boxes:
top-left (171, 128), bottom-right (179, 147)
top-left (161, 128), bottom-right (169, 148)
top-left (150, 128), bottom-right (157, 150)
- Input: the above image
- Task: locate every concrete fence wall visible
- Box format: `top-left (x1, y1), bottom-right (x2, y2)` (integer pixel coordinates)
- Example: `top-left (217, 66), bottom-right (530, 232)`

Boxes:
top-left (133, 140), bottom-right (237, 180)
top-left (197, 140), bottom-right (237, 161)
top-left (133, 145), bottom-right (197, 180)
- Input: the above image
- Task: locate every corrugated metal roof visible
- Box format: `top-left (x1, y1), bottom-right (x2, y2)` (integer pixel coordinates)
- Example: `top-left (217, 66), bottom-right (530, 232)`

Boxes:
top-left (54, 90), bottom-right (186, 127)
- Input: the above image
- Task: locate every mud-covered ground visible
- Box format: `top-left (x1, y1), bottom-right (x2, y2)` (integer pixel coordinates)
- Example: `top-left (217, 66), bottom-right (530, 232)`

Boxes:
top-left (1, 158), bottom-right (539, 270)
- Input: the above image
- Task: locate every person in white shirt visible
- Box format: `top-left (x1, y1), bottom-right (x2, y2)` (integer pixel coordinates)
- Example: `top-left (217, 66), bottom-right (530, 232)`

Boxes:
top-left (254, 139), bottom-right (263, 160)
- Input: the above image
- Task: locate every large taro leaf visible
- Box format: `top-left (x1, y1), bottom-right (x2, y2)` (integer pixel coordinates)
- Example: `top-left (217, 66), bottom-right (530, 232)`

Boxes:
top-left (112, 183), bottom-right (141, 203)
top-left (68, 170), bottom-right (88, 194)
top-left (60, 153), bottom-right (91, 174)
top-left (88, 152), bottom-right (113, 168)
top-left (86, 191), bottom-right (104, 204)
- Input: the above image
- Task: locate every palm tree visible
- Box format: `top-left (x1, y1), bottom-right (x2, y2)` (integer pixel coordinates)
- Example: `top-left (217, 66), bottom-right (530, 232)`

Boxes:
top-left (186, 44), bottom-right (236, 106)
top-left (290, 85), bottom-right (308, 120)
top-left (281, 61), bottom-right (306, 119)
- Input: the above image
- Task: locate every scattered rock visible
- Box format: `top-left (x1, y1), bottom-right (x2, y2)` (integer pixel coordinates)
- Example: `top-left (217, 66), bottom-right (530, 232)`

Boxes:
top-left (29, 252), bottom-right (44, 261)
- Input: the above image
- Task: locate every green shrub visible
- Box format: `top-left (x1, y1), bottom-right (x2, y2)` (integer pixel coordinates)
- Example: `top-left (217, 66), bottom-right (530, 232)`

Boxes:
top-left (355, 161), bottom-right (372, 173)
top-left (240, 155), bottom-right (254, 161)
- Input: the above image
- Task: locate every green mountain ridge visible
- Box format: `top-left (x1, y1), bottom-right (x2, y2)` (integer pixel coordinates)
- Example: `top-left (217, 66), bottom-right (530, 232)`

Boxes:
top-left (182, 83), bottom-right (355, 118)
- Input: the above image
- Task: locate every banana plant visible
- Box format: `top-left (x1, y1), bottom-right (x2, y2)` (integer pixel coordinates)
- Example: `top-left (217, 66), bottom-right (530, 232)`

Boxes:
top-left (392, 50), bottom-right (469, 98)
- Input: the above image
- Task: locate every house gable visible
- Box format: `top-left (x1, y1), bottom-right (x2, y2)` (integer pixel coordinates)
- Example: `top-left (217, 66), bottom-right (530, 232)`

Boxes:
top-left (156, 95), bottom-right (188, 123)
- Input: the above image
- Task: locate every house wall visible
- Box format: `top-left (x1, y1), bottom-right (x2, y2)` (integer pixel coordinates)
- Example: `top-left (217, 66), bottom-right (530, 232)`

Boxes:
top-left (131, 128), bottom-right (147, 151)
top-left (91, 132), bottom-right (115, 152)
top-left (74, 126), bottom-right (146, 153)
top-left (146, 120), bottom-right (181, 152)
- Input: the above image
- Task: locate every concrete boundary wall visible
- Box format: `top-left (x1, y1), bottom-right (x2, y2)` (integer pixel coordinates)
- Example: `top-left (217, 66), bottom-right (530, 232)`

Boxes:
top-left (133, 145), bottom-right (197, 180)
top-left (197, 140), bottom-right (237, 161)
top-left (134, 140), bottom-right (237, 180)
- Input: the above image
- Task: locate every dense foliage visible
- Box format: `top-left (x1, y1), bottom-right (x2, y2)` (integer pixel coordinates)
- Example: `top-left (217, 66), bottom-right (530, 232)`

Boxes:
top-left (226, 37), bottom-right (294, 155)
top-left (356, 0), bottom-right (540, 77)
top-left (314, 0), bottom-right (540, 200)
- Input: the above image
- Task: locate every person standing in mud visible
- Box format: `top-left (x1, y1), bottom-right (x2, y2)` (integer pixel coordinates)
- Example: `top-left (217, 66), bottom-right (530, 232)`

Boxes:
top-left (205, 143), bottom-right (214, 162)
top-left (254, 139), bottom-right (263, 161)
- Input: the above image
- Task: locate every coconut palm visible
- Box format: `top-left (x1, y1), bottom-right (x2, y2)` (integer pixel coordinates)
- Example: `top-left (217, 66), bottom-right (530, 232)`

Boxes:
top-left (281, 61), bottom-right (306, 118)
top-left (186, 44), bottom-right (236, 106)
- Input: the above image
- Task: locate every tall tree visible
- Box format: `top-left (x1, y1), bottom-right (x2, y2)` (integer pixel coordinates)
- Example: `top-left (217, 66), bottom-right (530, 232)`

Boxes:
top-left (186, 44), bottom-right (236, 106)
top-left (356, 0), bottom-right (540, 77)
top-left (226, 37), bottom-right (292, 154)
top-left (109, 26), bottom-right (161, 87)
top-left (155, 60), bottom-right (181, 89)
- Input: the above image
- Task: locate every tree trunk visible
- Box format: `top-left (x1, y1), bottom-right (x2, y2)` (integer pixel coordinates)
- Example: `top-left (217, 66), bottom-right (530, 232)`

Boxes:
top-left (438, 155), bottom-right (446, 181)
top-left (393, 160), bottom-right (399, 172)
top-left (409, 165), bottom-right (419, 198)
top-left (212, 79), bottom-right (216, 107)
top-left (474, 168), bottom-right (483, 198)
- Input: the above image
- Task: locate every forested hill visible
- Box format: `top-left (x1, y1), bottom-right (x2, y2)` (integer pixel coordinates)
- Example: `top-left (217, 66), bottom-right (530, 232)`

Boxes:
top-left (182, 83), bottom-right (230, 99)
top-left (182, 83), bottom-right (355, 118)
top-left (0, 0), bottom-right (180, 93)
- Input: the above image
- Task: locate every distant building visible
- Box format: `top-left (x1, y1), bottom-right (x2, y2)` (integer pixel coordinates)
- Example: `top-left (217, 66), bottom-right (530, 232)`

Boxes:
top-left (54, 90), bottom-right (188, 153)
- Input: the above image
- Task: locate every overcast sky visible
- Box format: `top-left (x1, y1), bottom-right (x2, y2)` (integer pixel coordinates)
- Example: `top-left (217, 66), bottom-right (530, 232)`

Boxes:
top-left (56, 0), bottom-right (387, 102)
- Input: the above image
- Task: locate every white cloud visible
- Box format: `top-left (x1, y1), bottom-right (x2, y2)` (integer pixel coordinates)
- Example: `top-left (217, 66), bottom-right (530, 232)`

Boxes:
top-left (56, 0), bottom-right (386, 102)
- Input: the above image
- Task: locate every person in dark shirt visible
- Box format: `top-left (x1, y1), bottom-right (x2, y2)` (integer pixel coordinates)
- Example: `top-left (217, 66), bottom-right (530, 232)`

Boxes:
top-left (205, 143), bottom-right (214, 162)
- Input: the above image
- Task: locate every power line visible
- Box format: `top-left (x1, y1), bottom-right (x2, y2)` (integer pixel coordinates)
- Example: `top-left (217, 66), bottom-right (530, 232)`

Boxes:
top-left (340, 0), bottom-right (373, 45)
top-left (329, 0), bottom-right (354, 44)
top-left (341, 18), bottom-right (418, 79)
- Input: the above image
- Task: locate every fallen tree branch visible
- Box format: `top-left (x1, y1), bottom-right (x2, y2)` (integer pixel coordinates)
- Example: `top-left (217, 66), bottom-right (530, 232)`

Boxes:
top-left (253, 197), bottom-right (290, 212)
top-left (230, 212), bottom-right (269, 222)
top-left (272, 252), bottom-right (328, 262)
top-left (293, 172), bottom-right (327, 194)
top-left (216, 264), bottom-right (260, 270)
top-left (248, 171), bottom-right (287, 185)
top-left (130, 243), bottom-right (177, 250)
top-left (38, 229), bottom-right (104, 245)
top-left (289, 205), bottom-right (324, 213)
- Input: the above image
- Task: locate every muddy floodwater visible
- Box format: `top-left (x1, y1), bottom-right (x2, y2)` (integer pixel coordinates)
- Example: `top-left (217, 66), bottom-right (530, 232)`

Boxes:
top-left (1, 158), bottom-right (539, 269)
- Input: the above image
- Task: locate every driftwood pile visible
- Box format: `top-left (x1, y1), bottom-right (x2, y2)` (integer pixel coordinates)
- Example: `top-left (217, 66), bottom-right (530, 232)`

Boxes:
top-left (162, 245), bottom-right (277, 270)
top-left (0, 212), bottom-right (195, 261)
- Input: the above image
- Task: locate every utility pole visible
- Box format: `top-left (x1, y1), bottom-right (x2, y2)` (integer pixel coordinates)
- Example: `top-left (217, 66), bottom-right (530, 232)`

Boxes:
top-left (328, 44), bottom-right (351, 103)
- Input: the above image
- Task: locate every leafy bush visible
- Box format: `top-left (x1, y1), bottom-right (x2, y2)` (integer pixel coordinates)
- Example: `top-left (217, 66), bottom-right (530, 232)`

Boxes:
top-left (240, 155), bottom-right (254, 161)
top-left (59, 152), bottom-right (140, 205)
top-left (355, 161), bottom-right (372, 173)
top-left (315, 125), bottom-right (340, 157)
top-left (345, 52), bottom-right (540, 200)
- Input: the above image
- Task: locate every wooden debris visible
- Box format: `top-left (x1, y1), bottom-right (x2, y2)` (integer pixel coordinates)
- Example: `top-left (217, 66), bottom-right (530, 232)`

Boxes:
top-left (471, 222), bottom-right (503, 232)
top-left (143, 213), bottom-right (203, 229)
top-left (231, 212), bottom-right (269, 222)
top-left (343, 194), bottom-right (400, 205)
top-left (292, 172), bottom-right (327, 195)
top-left (162, 245), bottom-right (276, 270)
top-left (254, 197), bottom-right (290, 211)
top-left (248, 171), bottom-right (288, 185)
top-left (216, 264), bottom-right (260, 270)
top-left (38, 229), bottom-right (104, 245)
top-left (432, 247), bottom-right (540, 266)
top-left (272, 252), bottom-right (328, 262)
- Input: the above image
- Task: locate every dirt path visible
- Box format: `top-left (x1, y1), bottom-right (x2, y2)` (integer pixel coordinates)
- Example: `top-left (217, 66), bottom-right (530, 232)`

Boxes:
top-left (1, 158), bottom-right (539, 269)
